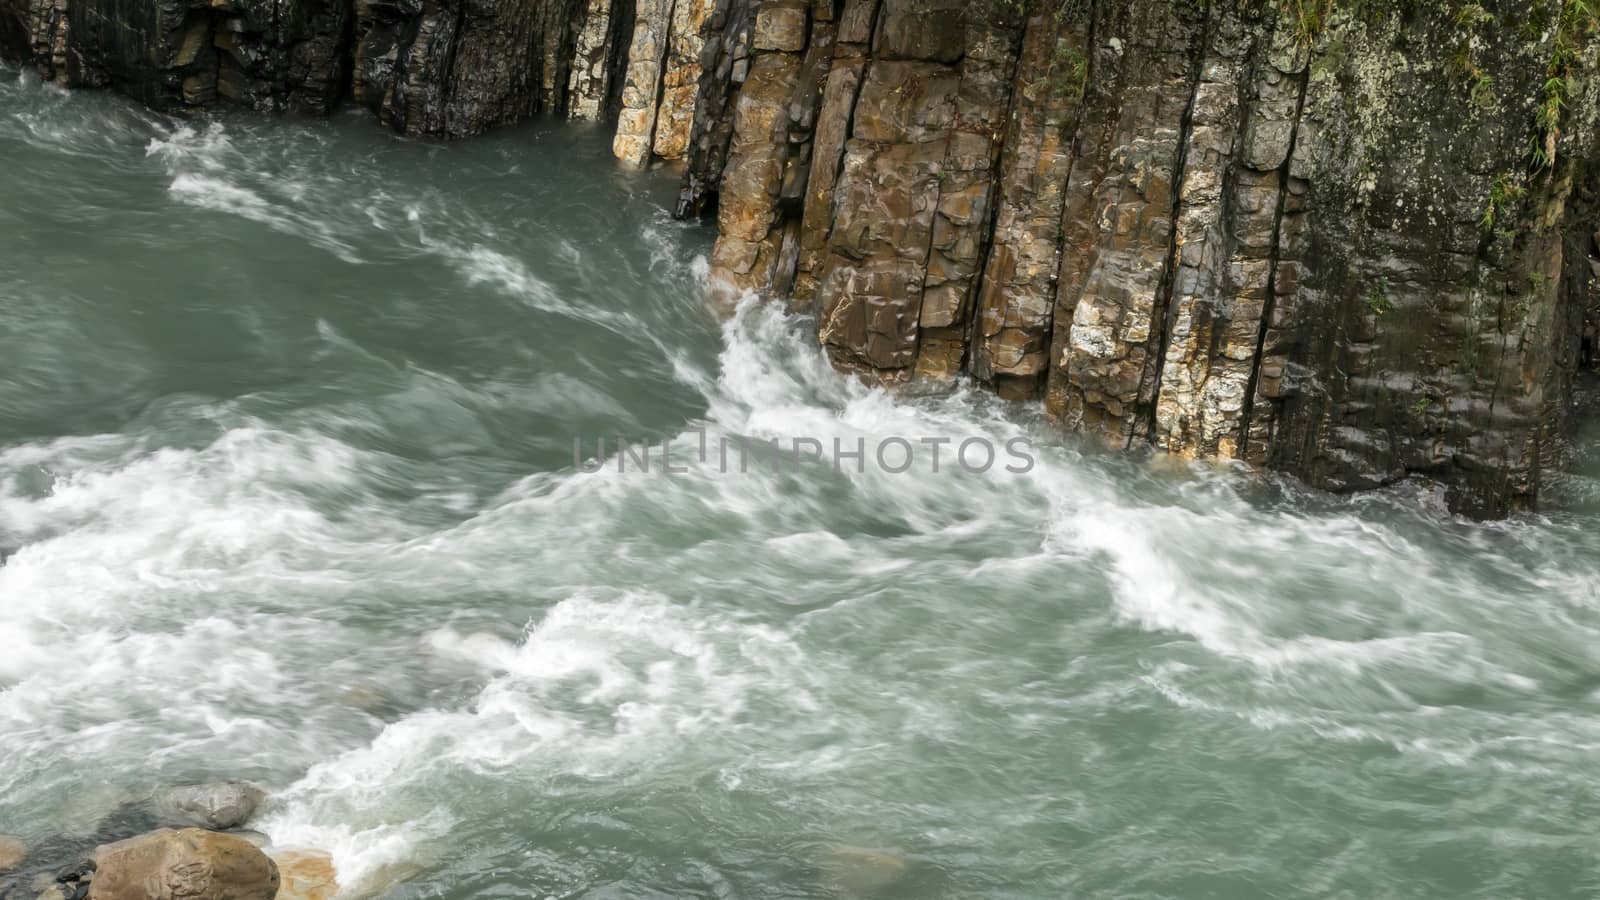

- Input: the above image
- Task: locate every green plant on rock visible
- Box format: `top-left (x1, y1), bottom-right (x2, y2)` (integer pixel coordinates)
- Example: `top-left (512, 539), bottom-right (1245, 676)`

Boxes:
top-left (1281, 0), bottom-right (1337, 46)
top-left (1530, 0), bottom-right (1599, 171)
top-left (1469, 72), bottom-right (1497, 109)
top-left (1050, 43), bottom-right (1088, 100)
top-left (1480, 172), bottom-right (1527, 232)
top-left (1454, 2), bottom-right (1493, 27)
top-left (1444, 1), bottom-right (1500, 107)
top-left (1052, 0), bottom-right (1091, 24)
top-left (1366, 282), bottom-right (1393, 316)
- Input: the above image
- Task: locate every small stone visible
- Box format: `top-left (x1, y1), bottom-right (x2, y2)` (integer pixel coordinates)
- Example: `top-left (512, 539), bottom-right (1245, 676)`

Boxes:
top-left (0, 835), bottom-right (26, 872)
top-left (154, 783), bottom-right (266, 830)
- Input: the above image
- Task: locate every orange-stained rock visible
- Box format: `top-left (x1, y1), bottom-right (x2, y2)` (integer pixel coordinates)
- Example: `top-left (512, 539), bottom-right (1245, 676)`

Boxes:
top-left (270, 850), bottom-right (340, 900)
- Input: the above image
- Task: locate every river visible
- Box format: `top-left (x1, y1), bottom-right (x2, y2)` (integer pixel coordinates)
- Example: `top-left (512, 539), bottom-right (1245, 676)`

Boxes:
top-left (3, 65), bottom-right (1600, 899)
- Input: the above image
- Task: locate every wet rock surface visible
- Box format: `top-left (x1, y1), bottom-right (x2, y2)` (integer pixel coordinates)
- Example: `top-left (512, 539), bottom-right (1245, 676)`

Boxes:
top-left (267, 850), bottom-right (338, 900)
top-left (687, 0), bottom-right (1600, 516)
top-left (88, 829), bottom-right (278, 900)
top-left (1, 828), bottom-right (279, 900)
top-left (0, 783), bottom-right (279, 900)
top-left (152, 784), bottom-right (265, 832)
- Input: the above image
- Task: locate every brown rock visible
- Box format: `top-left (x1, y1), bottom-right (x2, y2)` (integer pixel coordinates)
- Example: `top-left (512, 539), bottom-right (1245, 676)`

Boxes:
top-left (0, 834), bottom-right (26, 872)
top-left (270, 850), bottom-right (339, 900)
top-left (89, 829), bottom-right (279, 900)
top-left (874, 0), bottom-right (964, 62)
top-left (752, 0), bottom-right (809, 53)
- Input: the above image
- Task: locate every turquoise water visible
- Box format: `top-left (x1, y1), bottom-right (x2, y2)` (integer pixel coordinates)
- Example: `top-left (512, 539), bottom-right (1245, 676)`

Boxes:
top-left (3, 65), bottom-right (1600, 898)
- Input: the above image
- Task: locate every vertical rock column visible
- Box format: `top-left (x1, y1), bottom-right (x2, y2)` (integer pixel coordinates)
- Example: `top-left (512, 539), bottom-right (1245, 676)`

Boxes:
top-left (5, 0), bottom-right (70, 85)
top-left (910, 3), bottom-right (1021, 382)
top-left (674, 0), bottom-right (757, 218)
top-left (652, 0), bottom-right (715, 156)
top-left (567, 0), bottom-right (626, 120)
top-left (1242, 42), bottom-right (1312, 467)
top-left (969, 0), bottom-right (1090, 400)
top-left (1147, 2), bottom-right (1248, 457)
top-left (613, 0), bottom-right (677, 163)
top-left (813, 0), bottom-right (964, 381)
top-left (703, 0), bottom-right (820, 298)
top-left (1152, 5), bottom-right (1310, 461)
top-left (788, 0), bottom-right (876, 309)
top-left (566, 0), bottom-right (633, 120)
top-left (812, 0), bottom-right (1021, 384)
top-left (1044, 0), bottom-right (1210, 446)
top-left (611, 0), bottom-right (720, 163)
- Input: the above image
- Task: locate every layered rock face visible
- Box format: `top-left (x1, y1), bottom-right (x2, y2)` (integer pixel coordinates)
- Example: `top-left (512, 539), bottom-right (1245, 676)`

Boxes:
top-left (4, 0), bottom-right (1598, 515)
top-left (691, 0), bottom-right (1600, 516)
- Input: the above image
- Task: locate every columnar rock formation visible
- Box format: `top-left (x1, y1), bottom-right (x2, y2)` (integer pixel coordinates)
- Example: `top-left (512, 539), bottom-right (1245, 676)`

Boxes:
top-left (691, 0), bottom-right (1600, 516)
top-left (3, 0), bottom-right (1598, 515)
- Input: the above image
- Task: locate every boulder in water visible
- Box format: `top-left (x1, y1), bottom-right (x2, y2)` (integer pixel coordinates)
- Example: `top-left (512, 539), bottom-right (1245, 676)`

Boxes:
top-left (87, 828), bottom-right (279, 900)
top-left (0, 834), bottom-right (27, 871)
top-left (153, 783), bottom-right (266, 830)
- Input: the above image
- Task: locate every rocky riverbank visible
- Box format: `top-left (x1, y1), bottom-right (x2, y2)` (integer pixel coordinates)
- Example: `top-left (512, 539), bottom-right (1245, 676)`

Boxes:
top-left (3, 0), bottom-right (1598, 516)
top-left (0, 785), bottom-right (336, 900)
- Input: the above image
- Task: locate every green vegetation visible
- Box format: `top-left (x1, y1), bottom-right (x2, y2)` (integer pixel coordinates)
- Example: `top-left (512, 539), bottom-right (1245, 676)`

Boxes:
top-left (1050, 43), bottom-right (1089, 100)
top-left (1530, 0), bottom-right (1597, 170)
top-left (1365, 282), bottom-right (1393, 316)
top-left (1445, 2), bottom-right (1497, 110)
top-left (1454, 2), bottom-right (1493, 27)
top-left (1281, 0), bottom-right (1337, 45)
top-left (1479, 172), bottom-right (1527, 232)
top-left (1468, 72), bottom-right (1496, 109)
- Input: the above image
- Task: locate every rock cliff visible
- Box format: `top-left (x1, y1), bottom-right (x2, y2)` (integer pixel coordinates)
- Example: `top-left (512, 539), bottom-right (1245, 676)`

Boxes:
top-left (3, 0), bottom-right (1598, 515)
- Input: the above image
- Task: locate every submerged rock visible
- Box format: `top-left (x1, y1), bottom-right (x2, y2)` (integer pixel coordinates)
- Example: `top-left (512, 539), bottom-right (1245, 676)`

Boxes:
top-left (0, 835), bottom-right (26, 872)
top-left (268, 850), bottom-right (338, 900)
top-left (87, 829), bottom-right (278, 900)
top-left (821, 845), bottom-right (908, 896)
top-left (153, 783), bottom-right (265, 831)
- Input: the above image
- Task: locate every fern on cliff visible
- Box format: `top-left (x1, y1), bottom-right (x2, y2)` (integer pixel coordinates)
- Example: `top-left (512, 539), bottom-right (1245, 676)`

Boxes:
top-left (1531, 0), bottom-right (1599, 170)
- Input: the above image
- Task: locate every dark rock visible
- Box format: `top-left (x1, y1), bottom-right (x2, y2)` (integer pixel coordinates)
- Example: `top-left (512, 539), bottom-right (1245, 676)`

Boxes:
top-left (153, 783), bottom-right (265, 831)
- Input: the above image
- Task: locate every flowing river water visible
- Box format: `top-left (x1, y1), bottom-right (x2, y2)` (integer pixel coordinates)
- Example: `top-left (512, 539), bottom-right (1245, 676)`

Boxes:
top-left (3, 65), bottom-right (1600, 899)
